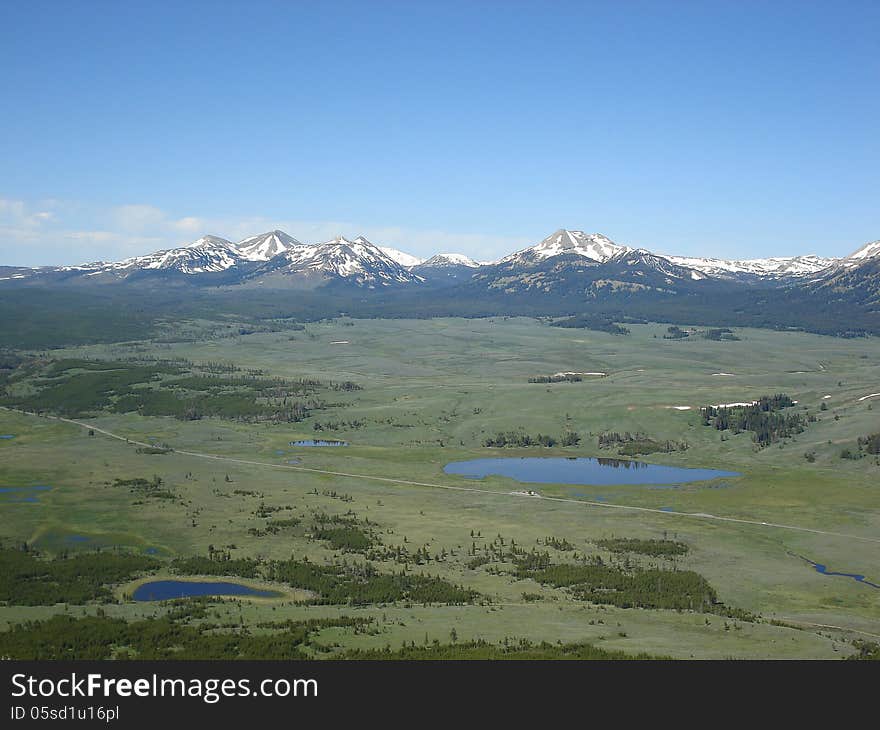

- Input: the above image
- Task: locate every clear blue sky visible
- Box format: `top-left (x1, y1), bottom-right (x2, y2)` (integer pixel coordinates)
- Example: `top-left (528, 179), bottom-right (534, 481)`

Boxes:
top-left (2, 0), bottom-right (878, 265)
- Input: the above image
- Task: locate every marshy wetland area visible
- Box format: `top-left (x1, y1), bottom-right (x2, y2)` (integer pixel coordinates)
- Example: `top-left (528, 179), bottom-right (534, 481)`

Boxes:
top-left (1, 317), bottom-right (879, 659)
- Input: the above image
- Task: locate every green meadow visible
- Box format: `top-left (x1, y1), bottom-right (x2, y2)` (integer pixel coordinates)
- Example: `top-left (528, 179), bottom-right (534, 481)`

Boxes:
top-left (1, 317), bottom-right (878, 659)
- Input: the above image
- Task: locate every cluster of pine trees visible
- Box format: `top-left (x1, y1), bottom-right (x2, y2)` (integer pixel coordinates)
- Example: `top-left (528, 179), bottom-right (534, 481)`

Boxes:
top-left (0, 610), bottom-right (369, 660)
top-left (701, 394), bottom-right (805, 447)
top-left (598, 431), bottom-right (688, 455)
top-left (528, 373), bottom-right (583, 383)
top-left (0, 547), bottom-right (156, 606)
top-left (858, 432), bottom-right (880, 455)
top-left (520, 561), bottom-right (719, 612)
top-left (265, 558), bottom-right (478, 606)
top-left (113, 476), bottom-right (177, 501)
top-left (483, 430), bottom-right (581, 447)
top-left (596, 538), bottom-right (689, 557)
top-left (550, 315), bottom-right (631, 335)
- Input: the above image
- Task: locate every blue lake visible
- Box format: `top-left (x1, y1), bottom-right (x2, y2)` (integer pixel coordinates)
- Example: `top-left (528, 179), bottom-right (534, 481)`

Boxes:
top-left (290, 439), bottom-right (347, 447)
top-left (0, 434), bottom-right (15, 440)
top-left (133, 580), bottom-right (281, 601)
top-left (443, 457), bottom-right (739, 486)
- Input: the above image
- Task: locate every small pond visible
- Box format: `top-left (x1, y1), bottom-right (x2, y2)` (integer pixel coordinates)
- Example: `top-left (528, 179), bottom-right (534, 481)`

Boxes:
top-left (0, 485), bottom-right (52, 503)
top-left (133, 580), bottom-right (282, 601)
top-left (443, 457), bottom-right (739, 486)
top-left (0, 434), bottom-right (15, 440)
top-left (290, 439), bottom-right (347, 447)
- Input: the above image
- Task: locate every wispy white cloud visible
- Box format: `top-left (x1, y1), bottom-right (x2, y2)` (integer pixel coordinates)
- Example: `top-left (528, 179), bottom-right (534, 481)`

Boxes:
top-left (0, 198), bottom-right (56, 230)
top-left (0, 197), bottom-right (530, 266)
top-left (111, 204), bottom-right (168, 232)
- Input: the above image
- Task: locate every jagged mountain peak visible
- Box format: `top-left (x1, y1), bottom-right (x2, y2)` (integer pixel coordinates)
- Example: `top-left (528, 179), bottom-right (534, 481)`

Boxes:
top-left (100, 235), bottom-right (244, 275)
top-left (186, 234), bottom-right (235, 249)
top-left (3, 224), bottom-right (875, 297)
top-left (256, 233), bottom-right (422, 286)
top-left (500, 228), bottom-right (629, 266)
top-left (235, 230), bottom-right (302, 261)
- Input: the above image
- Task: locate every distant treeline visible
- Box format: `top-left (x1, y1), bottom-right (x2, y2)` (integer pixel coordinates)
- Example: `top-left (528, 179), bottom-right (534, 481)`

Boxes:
top-left (344, 639), bottom-right (661, 660)
top-left (2, 273), bottom-right (878, 351)
top-left (596, 538), bottom-right (689, 557)
top-left (483, 431), bottom-right (581, 447)
top-left (598, 431), bottom-right (688, 456)
top-left (663, 326), bottom-right (740, 341)
top-left (550, 314), bottom-right (631, 335)
top-left (701, 394), bottom-right (807, 447)
top-left (528, 373), bottom-right (584, 383)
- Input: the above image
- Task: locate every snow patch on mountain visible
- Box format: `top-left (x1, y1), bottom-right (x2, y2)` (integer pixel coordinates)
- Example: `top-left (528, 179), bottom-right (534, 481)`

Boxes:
top-left (377, 245), bottom-right (423, 267)
top-left (267, 235), bottom-right (423, 285)
top-left (608, 249), bottom-right (698, 279)
top-left (418, 253), bottom-right (481, 268)
top-left (840, 240), bottom-right (880, 265)
top-left (666, 253), bottom-right (835, 279)
top-left (101, 236), bottom-right (243, 275)
top-left (236, 230), bottom-right (302, 261)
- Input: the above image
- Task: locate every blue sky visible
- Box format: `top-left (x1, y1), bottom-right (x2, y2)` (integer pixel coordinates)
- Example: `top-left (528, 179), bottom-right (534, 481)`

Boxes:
top-left (1, 0), bottom-right (878, 266)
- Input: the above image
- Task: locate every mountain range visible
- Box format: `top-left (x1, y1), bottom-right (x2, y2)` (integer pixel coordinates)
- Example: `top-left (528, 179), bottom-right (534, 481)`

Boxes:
top-left (1, 227), bottom-right (877, 337)
top-left (2, 227), bottom-right (875, 287)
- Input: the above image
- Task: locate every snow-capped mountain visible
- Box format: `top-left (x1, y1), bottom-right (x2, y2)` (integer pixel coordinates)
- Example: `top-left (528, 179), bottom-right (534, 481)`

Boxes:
top-left (837, 240), bottom-right (880, 268)
top-left (810, 240), bottom-right (880, 306)
top-left (665, 238), bottom-right (879, 281)
top-left (2, 225), bottom-right (876, 300)
top-left (236, 230), bottom-right (302, 261)
top-left (74, 235), bottom-right (244, 277)
top-left (417, 253), bottom-right (481, 269)
top-left (378, 246), bottom-right (422, 268)
top-left (607, 249), bottom-right (704, 280)
top-left (500, 229), bottom-right (629, 267)
top-left (666, 253), bottom-right (835, 280)
top-left (411, 253), bottom-right (483, 285)
top-left (478, 231), bottom-right (703, 293)
top-left (246, 235), bottom-right (422, 287)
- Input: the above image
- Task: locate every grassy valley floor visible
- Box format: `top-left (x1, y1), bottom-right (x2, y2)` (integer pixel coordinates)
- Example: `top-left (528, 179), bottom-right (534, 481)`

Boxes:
top-left (1, 317), bottom-right (878, 658)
